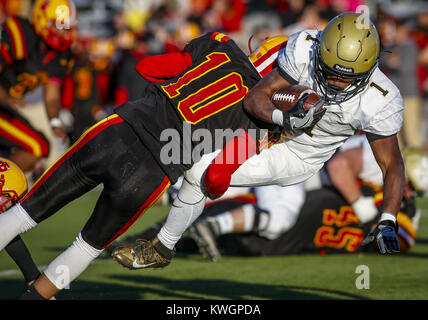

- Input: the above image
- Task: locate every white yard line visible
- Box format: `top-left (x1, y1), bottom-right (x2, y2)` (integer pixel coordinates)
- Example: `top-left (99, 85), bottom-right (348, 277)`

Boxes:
top-left (0, 260), bottom-right (105, 278)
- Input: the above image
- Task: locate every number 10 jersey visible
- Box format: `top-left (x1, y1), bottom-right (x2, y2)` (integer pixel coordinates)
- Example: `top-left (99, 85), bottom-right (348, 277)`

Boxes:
top-left (115, 32), bottom-right (274, 184)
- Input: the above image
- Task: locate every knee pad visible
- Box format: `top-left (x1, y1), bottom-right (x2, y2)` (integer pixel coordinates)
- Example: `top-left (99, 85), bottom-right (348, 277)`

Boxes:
top-left (203, 164), bottom-right (232, 198)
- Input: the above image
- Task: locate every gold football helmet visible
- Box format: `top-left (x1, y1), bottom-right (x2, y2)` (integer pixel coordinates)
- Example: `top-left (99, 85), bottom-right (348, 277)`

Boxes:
top-left (0, 158), bottom-right (28, 212)
top-left (32, 0), bottom-right (77, 51)
top-left (314, 12), bottom-right (380, 103)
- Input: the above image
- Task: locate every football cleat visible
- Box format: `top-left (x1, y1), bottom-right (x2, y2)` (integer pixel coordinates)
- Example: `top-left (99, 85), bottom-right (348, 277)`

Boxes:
top-left (188, 218), bottom-right (222, 262)
top-left (111, 237), bottom-right (175, 270)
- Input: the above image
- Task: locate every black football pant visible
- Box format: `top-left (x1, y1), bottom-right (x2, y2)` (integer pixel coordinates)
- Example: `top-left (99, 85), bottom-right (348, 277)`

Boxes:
top-left (20, 114), bottom-right (170, 249)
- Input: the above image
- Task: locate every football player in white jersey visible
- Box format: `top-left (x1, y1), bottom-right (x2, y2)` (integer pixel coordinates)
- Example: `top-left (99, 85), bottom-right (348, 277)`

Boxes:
top-left (113, 12), bottom-right (404, 269)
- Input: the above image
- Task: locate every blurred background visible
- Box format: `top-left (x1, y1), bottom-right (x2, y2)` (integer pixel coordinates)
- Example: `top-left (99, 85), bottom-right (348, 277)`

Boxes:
top-left (2, 0), bottom-right (428, 165)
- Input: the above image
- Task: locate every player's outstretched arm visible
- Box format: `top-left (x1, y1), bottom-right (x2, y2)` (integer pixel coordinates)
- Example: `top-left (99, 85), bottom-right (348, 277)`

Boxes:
top-left (361, 134), bottom-right (405, 253)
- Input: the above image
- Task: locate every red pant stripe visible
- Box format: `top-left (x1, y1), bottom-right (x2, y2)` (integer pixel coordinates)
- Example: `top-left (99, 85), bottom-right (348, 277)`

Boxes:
top-left (102, 176), bottom-right (171, 249)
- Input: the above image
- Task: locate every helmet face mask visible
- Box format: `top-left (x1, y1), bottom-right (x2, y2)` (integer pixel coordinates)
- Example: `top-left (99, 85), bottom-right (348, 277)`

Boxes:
top-left (0, 193), bottom-right (17, 213)
top-left (313, 12), bottom-right (380, 104)
top-left (43, 19), bottom-right (76, 51)
top-left (314, 43), bottom-right (378, 103)
top-left (0, 175), bottom-right (19, 213)
top-left (0, 158), bottom-right (28, 212)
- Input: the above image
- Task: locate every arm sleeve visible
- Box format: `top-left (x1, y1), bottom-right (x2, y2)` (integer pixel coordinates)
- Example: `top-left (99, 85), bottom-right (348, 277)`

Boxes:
top-left (60, 74), bottom-right (75, 110)
top-left (135, 50), bottom-right (193, 82)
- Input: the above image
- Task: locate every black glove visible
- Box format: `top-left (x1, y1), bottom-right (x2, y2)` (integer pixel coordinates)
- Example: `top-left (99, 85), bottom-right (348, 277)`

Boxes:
top-left (361, 219), bottom-right (400, 254)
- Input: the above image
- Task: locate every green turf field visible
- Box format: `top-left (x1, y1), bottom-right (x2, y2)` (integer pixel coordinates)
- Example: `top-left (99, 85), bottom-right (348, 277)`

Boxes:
top-left (1, 188), bottom-right (428, 300)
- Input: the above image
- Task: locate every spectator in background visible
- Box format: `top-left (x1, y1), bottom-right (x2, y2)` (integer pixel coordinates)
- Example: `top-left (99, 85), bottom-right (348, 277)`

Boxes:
top-left (283, 4), bottom-right (327, 35)
top-left (281, 0), bottom-right (306, 27)
top-left (379, 16), bottom-right (423, 149)
top-left (114, 30), bottom-right (151, 106)
top-left (241, 0), bottom-right (283, 51)
top-left (413, 9), bottom-right (428, 152)
top-left (317, 0), bottom-right (365, 21)
top-left (62, 37), bottom-right (115, 143)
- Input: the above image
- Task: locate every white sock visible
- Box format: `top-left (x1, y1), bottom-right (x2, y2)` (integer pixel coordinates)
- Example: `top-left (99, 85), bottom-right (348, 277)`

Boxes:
top-left (215, 212), bottom-right (234, 234)
top-left (157, 179), bottom-right (206, 250)
top-left (0, 204), bottom-right (37, 251)
top-left (44, 233), bottom-right (103, 290)
top-left (242, 204), bottom-right (256, 232)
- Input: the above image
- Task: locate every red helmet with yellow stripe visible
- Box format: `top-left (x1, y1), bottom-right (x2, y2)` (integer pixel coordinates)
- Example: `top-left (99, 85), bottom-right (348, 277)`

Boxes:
top-left (0, 158), bottom-right (27, 212)
top-left (31, 0), bottom-right (77, 52)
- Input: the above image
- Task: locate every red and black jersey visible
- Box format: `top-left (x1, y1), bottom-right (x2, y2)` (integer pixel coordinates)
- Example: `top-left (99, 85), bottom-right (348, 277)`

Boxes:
top-left (0, 16), bottom-right (73, 98)
top-left (115, 32), bottom-right (277, 183)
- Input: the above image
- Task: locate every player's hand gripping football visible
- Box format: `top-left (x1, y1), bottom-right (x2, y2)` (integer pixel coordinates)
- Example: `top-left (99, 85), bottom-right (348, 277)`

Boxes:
top-left (284, 93), bottom-right (325, 130)
top-left (271, 85), bottom-right (325, 131)
top-left (361, 219), bottom-right (400, 254)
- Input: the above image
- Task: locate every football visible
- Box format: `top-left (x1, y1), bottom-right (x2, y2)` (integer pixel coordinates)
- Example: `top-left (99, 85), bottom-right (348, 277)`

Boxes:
top-left (271, 85), bottom-right (324, 114)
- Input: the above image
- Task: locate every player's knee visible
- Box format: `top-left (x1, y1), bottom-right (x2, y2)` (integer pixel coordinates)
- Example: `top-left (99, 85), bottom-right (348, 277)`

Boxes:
top-left (79, 230), bottom-right (106, 251)
top-left (203, 165), bottom-right (231, 198)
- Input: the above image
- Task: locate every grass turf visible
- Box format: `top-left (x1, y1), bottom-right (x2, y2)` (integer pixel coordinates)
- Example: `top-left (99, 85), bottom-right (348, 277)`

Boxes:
top-left (1, 188), bottom-right (428, 300)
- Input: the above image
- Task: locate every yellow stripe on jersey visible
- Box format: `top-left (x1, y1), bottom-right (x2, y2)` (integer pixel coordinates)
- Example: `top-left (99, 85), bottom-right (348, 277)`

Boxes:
top-left (0, 117), bottom-right (42, 157)
top-left (249, 36), bottom-right (288, 64)
top-left (5, 17), bottom-right (26, 60)
top-left (397, 212), bottom-right (417, 239)
top-left (214, 33), bottom-right (227, 42)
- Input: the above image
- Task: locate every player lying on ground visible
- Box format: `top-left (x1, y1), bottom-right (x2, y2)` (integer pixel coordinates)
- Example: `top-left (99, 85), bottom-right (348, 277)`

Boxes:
top-left (111, 143), bottom-right (425, 260)
top-left (115, 181), bottom-right (418, 259)
top-left (112, 12), bottom-right (405, 270)
top-left (183, 145), bottom-right (424, 259)
top-left (0, 29), bottom-right (321, 299)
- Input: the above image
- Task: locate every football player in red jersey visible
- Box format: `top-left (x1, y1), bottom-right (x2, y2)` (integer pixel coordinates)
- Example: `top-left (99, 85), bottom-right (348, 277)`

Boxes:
top-left (0, 0), bottom-right (76, 172)
top-left (0, 31), bottom-right (320, 299)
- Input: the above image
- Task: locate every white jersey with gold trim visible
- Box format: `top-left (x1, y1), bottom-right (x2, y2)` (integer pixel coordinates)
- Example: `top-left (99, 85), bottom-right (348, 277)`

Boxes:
top-left (277, 30), bottom-right (404, 166)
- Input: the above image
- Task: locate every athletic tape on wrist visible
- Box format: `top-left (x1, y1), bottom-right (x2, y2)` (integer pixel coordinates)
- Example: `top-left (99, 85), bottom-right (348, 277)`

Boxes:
top-left (379, 212), bottom-right (396, 223)
top-left (271, 109), bottom-right (284, 126)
